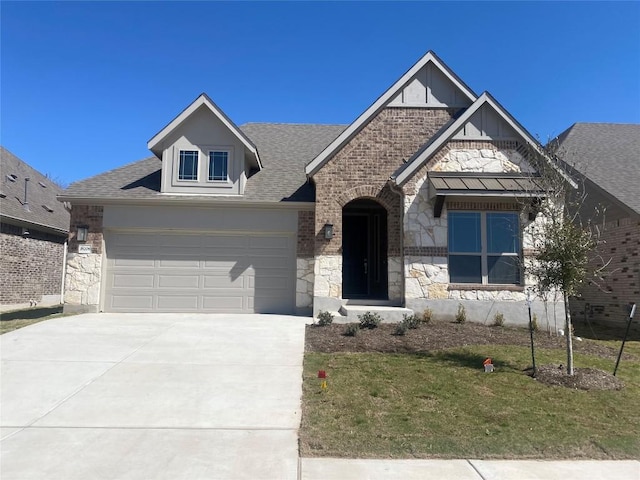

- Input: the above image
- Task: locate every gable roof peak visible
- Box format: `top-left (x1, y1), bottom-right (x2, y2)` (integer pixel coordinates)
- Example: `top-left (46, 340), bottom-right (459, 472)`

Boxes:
top-left (305, 50), bottom-right (478, 177)
top-left (392, 90), bottom-right (576, 187)
top-left (147, 93), bottom-right (262, 170)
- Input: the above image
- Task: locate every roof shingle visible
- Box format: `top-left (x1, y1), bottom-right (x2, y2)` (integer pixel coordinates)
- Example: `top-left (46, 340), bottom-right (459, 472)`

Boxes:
top-left (556, 123), bottom-right (640, 215)
top-left (0, 147), bottom-right (70, 233)
top-left (63, 123), bottom-right (346, 203)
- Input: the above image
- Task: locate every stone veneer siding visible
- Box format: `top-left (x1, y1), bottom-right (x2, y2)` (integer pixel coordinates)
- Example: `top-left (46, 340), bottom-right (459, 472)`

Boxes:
top-left (296, 210), bottom-right (316, 311)
top-left (403, 140), bottom-right (557, 327)
top-left (0, 223), bottom-right (66, 306)
top-left (64, 205), bottom-right (104, 313)
top-left (312, 107), bottom-right (457, 308)
top-left (571, 216), bottom-right (640, 326)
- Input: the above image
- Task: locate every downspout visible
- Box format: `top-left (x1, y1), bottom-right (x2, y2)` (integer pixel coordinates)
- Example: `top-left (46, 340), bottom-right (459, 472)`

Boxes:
top-left (60, 239), bottom-right (68, 305)
top-left (389, 178), bottom-right (405, 307)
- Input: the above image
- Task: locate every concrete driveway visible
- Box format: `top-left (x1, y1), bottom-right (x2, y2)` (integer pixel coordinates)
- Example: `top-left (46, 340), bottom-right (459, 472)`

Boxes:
top-left (1, 313), bottom-right (308, 480)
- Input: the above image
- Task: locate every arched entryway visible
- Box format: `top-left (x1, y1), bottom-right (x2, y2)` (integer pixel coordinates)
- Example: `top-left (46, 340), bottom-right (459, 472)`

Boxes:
top-left (342, 199), bottom-right (388, 299)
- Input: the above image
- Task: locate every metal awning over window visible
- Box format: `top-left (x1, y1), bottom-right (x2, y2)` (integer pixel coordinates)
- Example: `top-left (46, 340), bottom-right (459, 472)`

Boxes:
top-left (428, 173), bottom-right (546, 217)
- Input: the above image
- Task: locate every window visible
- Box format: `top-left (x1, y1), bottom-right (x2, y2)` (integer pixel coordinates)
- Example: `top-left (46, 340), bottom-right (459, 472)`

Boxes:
top-left (448, 211), bottom-right (520, 285)
top-left (208, 151), bottom-right (229, 181)
top-left (178, 150), bottom-right (199, 181)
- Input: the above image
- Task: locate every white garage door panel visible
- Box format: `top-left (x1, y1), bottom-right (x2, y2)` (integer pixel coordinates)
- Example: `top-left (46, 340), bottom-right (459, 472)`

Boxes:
top-left (104, 230), bottom-right (295, 313)
top-left (112, 274), bottom-right (155, 288)
top-left (111, 295), bottom-right (154, 309)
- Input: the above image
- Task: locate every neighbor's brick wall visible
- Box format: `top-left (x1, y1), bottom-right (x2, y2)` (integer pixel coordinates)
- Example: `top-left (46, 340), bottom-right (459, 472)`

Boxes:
top-left (572, 217), bottom-right (640, 325)
top-left (68, 205), bottom-right (104, 254)
top-left (0, 223), bottom-right (66, 305)
top-left (313, 107), bottom-right (458, 257)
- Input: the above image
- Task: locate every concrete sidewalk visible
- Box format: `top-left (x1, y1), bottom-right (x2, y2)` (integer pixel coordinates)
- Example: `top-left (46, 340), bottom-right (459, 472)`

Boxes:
top-left (301, 458), bottom-right (640, 480)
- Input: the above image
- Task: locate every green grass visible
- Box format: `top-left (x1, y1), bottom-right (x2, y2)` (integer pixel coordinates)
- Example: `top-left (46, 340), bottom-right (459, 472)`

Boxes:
top-left (301, 345), bottom-right (640, 459)
top-left (0, 306), bottom-right (67, 334)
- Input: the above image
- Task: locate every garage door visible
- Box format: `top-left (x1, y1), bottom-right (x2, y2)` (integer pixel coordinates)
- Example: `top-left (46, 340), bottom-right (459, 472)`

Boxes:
top-left (103, 231), bottom-right (295, 313)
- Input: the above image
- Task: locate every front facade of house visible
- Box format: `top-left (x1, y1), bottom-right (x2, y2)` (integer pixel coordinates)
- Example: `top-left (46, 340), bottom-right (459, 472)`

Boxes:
top-left (61, 52), bottom-right (559, 325)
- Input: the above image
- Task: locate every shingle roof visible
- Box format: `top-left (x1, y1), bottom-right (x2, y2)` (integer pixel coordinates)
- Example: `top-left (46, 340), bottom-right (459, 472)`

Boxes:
top-left (0, 147), bottom-right (70, 233)
top-left (62, 123), bottom-right (346, 203)
top-left (555, 123), bottom-right (640, 215)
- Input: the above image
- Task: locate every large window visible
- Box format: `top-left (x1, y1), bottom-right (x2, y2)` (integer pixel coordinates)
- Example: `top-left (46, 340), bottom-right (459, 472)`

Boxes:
top-left (448, 211), bottom-right (520, 285)
top-left (178, 150), bottom-right (199, 181)
top-left (208, 151), bottom-right (229, 181)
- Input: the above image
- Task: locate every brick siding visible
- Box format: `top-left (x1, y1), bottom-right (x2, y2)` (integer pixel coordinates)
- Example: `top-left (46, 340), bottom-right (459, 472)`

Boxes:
top-left (297, 210), bottom-right (315, 258)
top-left (0, 223), bottom-right (66, 304)
top-left (69, 205), bottom-right (104, 254)
top-left (313, 107), bottom-right (458, 256)
top-left (573, 217), bottom-right (640, 325)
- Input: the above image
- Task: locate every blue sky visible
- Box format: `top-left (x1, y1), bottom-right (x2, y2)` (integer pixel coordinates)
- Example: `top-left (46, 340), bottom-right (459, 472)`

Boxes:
top-left (2, 1), bottom-right (639, 186)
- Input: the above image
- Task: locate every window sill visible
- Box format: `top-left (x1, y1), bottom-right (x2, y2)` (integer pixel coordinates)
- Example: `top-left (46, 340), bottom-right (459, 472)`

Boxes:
top-left (448, 284), bottom-right (524, 292)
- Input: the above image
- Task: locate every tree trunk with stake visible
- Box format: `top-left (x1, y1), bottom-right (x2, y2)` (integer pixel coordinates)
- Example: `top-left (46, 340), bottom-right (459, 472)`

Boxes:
top-left (564, 292), bottom-right (574, 375)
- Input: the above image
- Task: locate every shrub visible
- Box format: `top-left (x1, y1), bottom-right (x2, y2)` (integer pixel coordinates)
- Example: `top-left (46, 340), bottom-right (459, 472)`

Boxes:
top-left (493, 312), bottom-right (505, 327)
top-left (421, 308), bottom-right (433, 324)
top-left (531, 313), bottom-right (539, 332)
top-left (455, 304), bottom-right (467, 324)
top-left (395, 322), bottom-right (408, 336)
top-left (402, 313), bottom-right (421, 329)
top-left (316, 310), bottom-right (334, 326)
top-left (358, 311), bottom-right (382, 329)
top-left (344, 323), bottom-right (359, 337)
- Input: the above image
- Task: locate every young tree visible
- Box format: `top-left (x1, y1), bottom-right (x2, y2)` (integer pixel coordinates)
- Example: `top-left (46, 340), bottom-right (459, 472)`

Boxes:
top-left (524, 141), bottom-right (607, 375)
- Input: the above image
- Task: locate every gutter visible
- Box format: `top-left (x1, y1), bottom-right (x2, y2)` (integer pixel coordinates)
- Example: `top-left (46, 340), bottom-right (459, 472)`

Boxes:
top-left (56, 196), bottom-right (316, 210)
top-left (0, 214), bottom-right (68, 236)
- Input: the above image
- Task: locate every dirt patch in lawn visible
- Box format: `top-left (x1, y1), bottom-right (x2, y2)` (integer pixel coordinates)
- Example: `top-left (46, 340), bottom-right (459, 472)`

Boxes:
top-left (305, 320), bottom-right (627, 360)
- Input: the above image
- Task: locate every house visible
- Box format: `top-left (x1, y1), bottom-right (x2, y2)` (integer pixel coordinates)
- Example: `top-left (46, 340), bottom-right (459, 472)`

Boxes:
top-left (59, 51), bottom-right (562, 326)
top-left (0, 147), bottom-right (70, 310)
top-left (556, 123), bottom-right (640, 326)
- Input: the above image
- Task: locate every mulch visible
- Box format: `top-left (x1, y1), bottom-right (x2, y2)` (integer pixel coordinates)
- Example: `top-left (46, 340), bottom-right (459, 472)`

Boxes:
top-left (305, 320), bottom-right (630, 391)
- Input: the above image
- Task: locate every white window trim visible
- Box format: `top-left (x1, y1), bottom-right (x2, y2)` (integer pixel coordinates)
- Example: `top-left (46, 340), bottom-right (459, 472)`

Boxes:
top-left (207, 148), bottom-right (232, 184)
top-left (176, 149), bottom-right (200, 182)
top-left (448, 210), bottom-right (521, 286)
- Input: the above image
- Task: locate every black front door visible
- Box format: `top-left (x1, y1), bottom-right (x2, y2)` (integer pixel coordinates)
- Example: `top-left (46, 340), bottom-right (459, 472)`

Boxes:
top-left (342, 199), bottom-right (388, 299)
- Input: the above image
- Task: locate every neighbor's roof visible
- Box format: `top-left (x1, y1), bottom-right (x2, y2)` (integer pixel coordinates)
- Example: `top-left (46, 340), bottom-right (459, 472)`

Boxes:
top-left (61, 123), bottom-right (346, 203)
top-left (556, 123), bottom-right (640, 215)
top-left (0, 146), bottom-right (70, 233)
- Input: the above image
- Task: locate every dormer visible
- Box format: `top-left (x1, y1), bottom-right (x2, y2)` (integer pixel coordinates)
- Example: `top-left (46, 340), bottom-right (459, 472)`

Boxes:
top-left (148, 94), bottom-right (261, 195)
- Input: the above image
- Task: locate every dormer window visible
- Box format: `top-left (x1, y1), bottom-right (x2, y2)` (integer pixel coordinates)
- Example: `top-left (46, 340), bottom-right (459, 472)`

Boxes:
top-left (178, 150), bottom-right (199, 181)
top-left (208, 151), bottom-right (229, 182)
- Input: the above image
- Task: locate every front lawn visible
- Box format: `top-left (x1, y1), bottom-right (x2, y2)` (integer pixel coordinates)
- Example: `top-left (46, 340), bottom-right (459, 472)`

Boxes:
top-left (300, 322), bottom-right (640, 459)
top-left (0, 306), bottom-right (66, 334)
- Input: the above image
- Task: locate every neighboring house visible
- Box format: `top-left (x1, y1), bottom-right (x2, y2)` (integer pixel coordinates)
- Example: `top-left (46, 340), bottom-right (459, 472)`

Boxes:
top-left (556, 123), bottom-right (640, 326)
top-left (60, 51), bottom-right (563, 325)
top-left (0, 147), bottom-right (70, 310)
